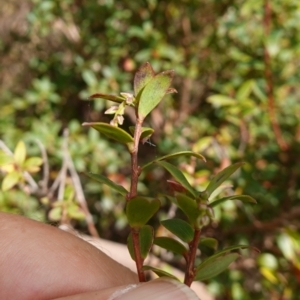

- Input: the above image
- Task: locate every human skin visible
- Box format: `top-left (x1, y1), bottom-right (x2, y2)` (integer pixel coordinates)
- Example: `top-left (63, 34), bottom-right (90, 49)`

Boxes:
top-left (0, 212), bottom-right (198, 300)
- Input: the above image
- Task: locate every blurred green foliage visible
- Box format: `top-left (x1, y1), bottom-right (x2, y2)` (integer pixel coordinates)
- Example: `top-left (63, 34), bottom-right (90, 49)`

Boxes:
top-left (1, 0), bottom-right (300, 298)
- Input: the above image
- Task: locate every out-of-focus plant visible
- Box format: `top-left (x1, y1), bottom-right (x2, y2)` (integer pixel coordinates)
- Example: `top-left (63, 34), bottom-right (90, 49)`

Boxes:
top-left (0, 136), bottom-right (98, 237)
top-left (0, 140), bottom-right (42, 191)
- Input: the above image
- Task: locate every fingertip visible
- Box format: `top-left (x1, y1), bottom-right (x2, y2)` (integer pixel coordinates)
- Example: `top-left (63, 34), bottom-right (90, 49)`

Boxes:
top-left (111, 278), bottom-right (200, 300)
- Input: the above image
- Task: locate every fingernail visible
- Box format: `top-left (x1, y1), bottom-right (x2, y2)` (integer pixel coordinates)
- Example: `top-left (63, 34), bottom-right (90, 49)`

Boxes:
top-left (110, 278), bottom-right (200, 300)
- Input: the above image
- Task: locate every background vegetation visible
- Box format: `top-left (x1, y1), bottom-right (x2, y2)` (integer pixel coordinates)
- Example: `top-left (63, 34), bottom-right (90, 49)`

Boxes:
top-left (1, 0), bottom-right (300, 299)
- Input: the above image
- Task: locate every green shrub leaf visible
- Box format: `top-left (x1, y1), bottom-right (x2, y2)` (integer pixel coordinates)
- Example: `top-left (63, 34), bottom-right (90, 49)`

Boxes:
top-left (176, 193), bottom-right (200, 226)
top-left (23, 157), bottom-right (43, 173)
top-left (82, 122), bottom-right (134, 144)
top-left (138, 70), bottom-right (174, 120)
top-left (14, 141), bottom-right (26, 166)
top-left (127, 225), bottom-right (154, 260)
top-left (134, 62), bottom-right (155, 97)
top-left (161, 218), bottom-right (194, 243)
top-left (143, 265), bottom-right (179, 280)
top-left (84, 172), bottom-right (128, 196)
top-left (154, 236), bottom-right (188, 256)
top-left (205, 162), bottom-right (245, 198)
top-left (0, 152), bottom-right (14, 166)
top-left (2, 171), bottom-right (21, 191)
top-left (195, 253), bottom-right (239, 281)
top-left (207, 95), bottom-right (236, 107)
top-left (210, 194), bottom-right (257, 208)
top-left (126, 197), bottom-right (160, 227)
top-left (48, 207), bottom-right (63, 221)
top-left (142, 151), bottom-right (206, 170)
top-left (156, 161), bottom-right (196, 197)
top-left (201, 245), bottom-right (257, 267)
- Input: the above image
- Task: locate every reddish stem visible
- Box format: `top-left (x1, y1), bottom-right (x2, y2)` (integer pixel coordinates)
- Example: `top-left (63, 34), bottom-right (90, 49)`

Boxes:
top-left (184, 228), bottom-right (201, 286)
top-left (128, 118), bottom-right (146, 282)
top-left (263, 0), bottom-right (288, 151)
top-left (132, 228), bottom-right (146, 282)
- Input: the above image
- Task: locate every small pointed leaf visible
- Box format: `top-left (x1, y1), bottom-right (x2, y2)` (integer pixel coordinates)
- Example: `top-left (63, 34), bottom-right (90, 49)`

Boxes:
top-left (67, 205), bottom-right (85, 220)
top-left (134, 62), bottom-right (155, 97)
top-left (127, 225), bottom-right (154, 261)
top-left (14, 141), bottom-right (26, 166)
top-left (126, 197), bottom-right (160, 227)
top-left (210, 195), bottom-right (257, 208)
top-left (23, 157), bottom-right (43, 173)
top-left (205, 162), bottom-right (245, 198)
top-left (201, 245), bottom-right (258, 267)
top-left (154, 237), bottom-right (188, 256)
top-left (48, 207), bottom-right (63, 222)
top-left (138, 70), bottom-right (174, 120)
top-left (156, 161), bottom-right (196, 197)
top-left (2, 171), bottom-right (21, 191)
top-left (161, 219), bottom-right (194, 243)
top-left (89, 93), bottom-right (124, 103)
top-left (84, 172), bottom-right (128, 196)
top-left (82, 122), bottom-right (134, 144)
top-left (143, 265), bottom-right (179, 280)
top-left (195, 253), bottom-right (239, 281)
top-left (142, 151), bottom-right (206, 170)
top-left (207, 95), bottom-right (236, 107)
top-left (0, 152), bottom-right (14, 166)
top-left (176, 193), bottom-right (200, 226)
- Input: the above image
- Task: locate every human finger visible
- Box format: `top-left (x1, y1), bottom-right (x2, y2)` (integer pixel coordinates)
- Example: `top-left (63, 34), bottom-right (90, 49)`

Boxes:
top-left (53, 278), bottom-right (200, 300)
top-left (0, 212), bottom-right (138, 300)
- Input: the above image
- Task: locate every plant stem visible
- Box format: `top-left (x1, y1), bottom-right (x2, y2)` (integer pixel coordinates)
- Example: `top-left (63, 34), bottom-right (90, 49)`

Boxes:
top-left (132, 228), bottom-right (146, 282)
top-left (184, 228), bottom-right (201, 286)
top-left (128, 118), bottom-right (146, 282)
top-left (129, 118), bottom-right (143, 199)
top-left (263, 0), bottom-right (288, 151)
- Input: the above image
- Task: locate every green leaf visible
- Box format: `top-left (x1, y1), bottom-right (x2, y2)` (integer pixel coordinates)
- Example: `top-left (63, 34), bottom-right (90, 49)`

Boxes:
top-left (210, 195), bottom-right (257, 208)
top-left (48, 206), bottom-right (62, 221)
top-left (195, 253), bottom-right (239, 281)
top-left (129, 126), bottom-right (154, 143)
top-left (200, 245), bottom-right (257, 268)
top-left (127, 225), bottom-right (154, 260)
top-left (236, 80), bottom-right (254, 100)
top-left (142, 151), bottom-right (206, 170)
top-left (143, 265), bottom-right (179, 280)
top-left (199, 238), bottom-right (219, 250)
top-left (134, 62), bottom-right (155, 97)
top-left (84, 172), bottom-right (128, 196)
top-left (154, 237), bottom-right (188, 256)
top-left (1, 171), bottom-right (21, 191)
top-left (126, 197), bottom-right (160, 227)
top-left (156, 161), bottom-right (196, 197)
top-left (205, 162), bottom-right (245, 198)
top-left (82, 122), bottom-right (134, 144)
top-left (23, 157), bottom-right (43, 172)
top-left (67, 205), bottom-right (85, 220)
top-left (207, 95), bottom-right (236, 107)
top-left (138, 70), bottom-right (174, 120)
top-left (14, 141), bottom-right (26, 166)
top-left (176, 193), bottom-right (200, 226)
top-left (161, 219), bottom-right (194, 243)
top-left (0, 152), bottom-right (14, 166)
top-left (89, 93), bottom-right (124, 103)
